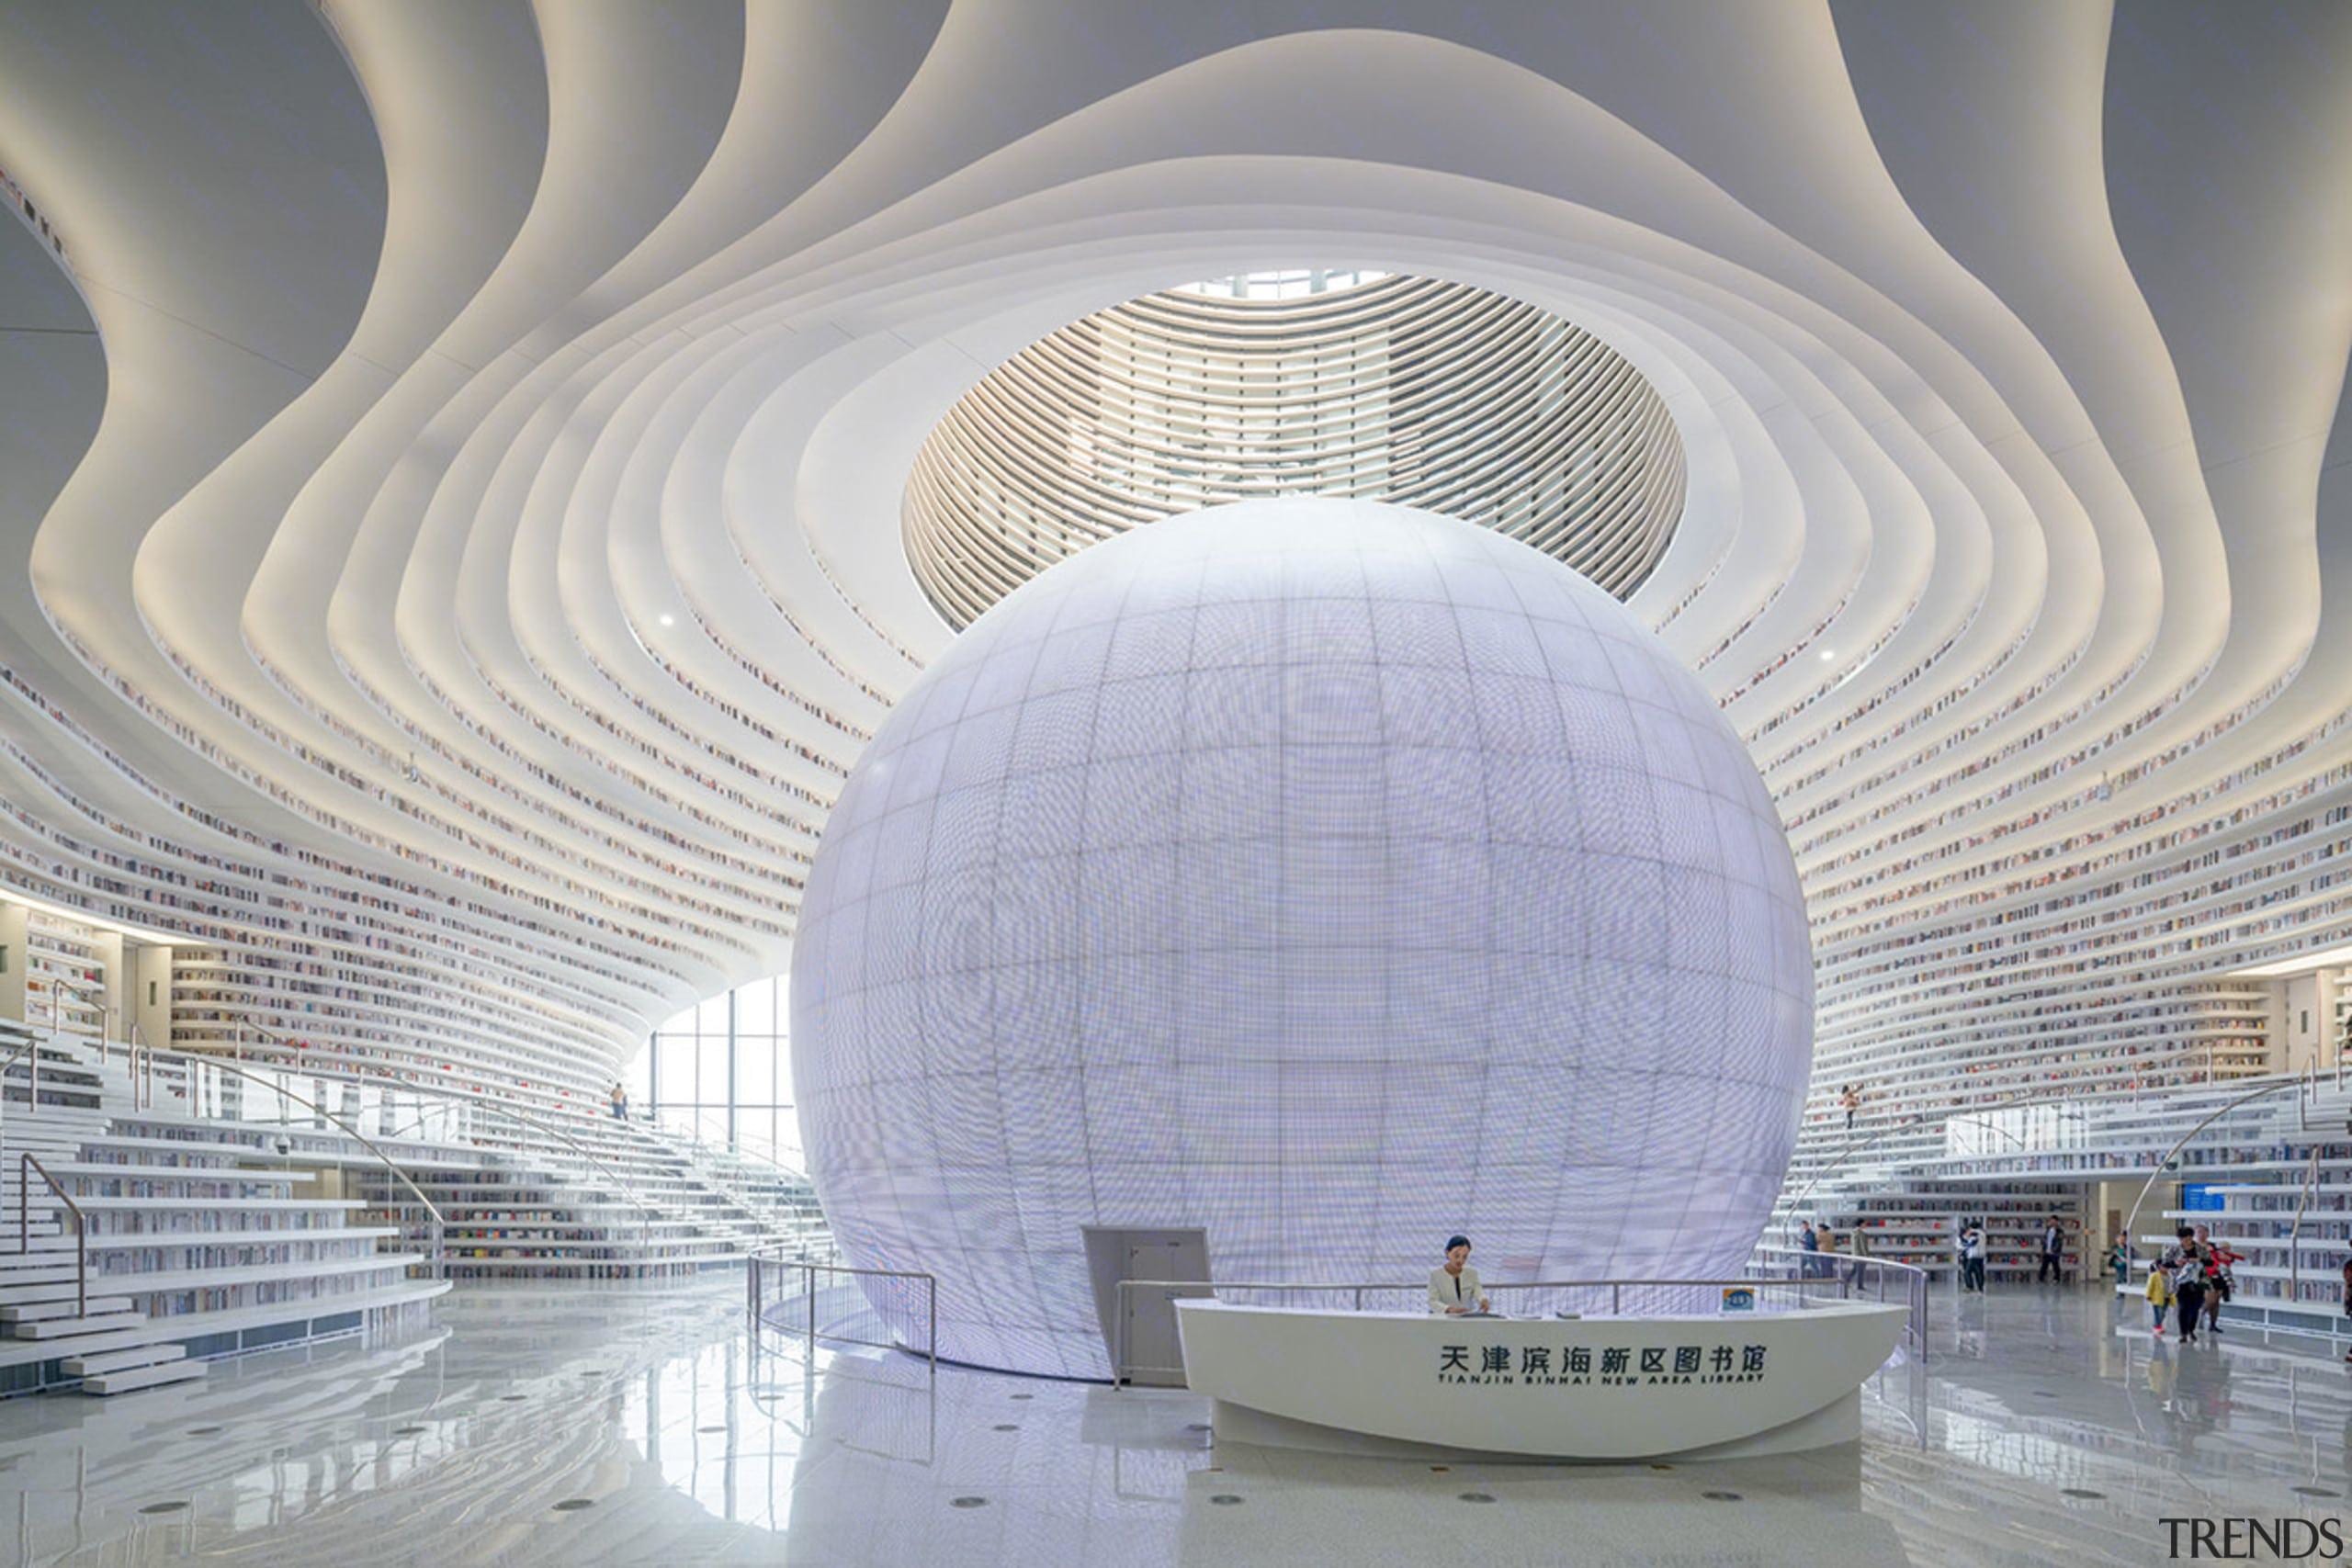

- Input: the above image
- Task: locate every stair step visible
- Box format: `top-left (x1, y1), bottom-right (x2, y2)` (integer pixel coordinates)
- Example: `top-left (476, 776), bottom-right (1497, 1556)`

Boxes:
top-left (0, 1264), bottom-right (82, 1284)
top-left (83, 1359), bottom-right (207, 1395)
top-left (0, 1295), bottom-right (133, 1322)
top-left (8, 1310), bottom-right (146, 1339)
top-left (62, 1342), bottom-right (187, 1376)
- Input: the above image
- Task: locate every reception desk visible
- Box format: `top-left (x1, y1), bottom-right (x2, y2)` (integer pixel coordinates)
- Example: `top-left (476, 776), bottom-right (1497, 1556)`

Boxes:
top-left (1174, 1297), bottom-right (1906, 1461)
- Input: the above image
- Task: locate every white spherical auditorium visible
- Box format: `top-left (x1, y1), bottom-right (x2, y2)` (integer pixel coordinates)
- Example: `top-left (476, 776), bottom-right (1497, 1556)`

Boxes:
top-left (791, 498), bottom-right (1813, 1377)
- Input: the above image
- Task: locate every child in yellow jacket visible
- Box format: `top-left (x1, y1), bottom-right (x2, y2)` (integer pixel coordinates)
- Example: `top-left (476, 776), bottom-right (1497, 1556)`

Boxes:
top-left (2146, 1261), bottom-right (2172, 1337)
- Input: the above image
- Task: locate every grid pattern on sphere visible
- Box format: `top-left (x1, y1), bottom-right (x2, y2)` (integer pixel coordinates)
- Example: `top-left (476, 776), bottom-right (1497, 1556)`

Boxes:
top-left (792, 500), bottom-right (1812, 1378)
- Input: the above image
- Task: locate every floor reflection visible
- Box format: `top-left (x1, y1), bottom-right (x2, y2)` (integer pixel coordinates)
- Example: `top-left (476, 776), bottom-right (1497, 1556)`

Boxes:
top-left (2, 1279), bottom-right (2347, 1564)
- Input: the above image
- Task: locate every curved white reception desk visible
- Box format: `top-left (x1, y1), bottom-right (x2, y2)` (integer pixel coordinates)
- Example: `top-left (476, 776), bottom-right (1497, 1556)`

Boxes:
top-left (1175, 1298), bottom-right (1906, 1461)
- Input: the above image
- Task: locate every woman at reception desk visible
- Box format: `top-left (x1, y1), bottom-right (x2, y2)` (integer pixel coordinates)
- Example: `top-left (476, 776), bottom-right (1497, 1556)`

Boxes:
top-left (1428, 1235), bottom-right (1493, 1316)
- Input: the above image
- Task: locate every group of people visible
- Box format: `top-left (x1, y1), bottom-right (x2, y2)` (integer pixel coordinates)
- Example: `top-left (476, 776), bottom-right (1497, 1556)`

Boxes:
top-left (1951, 1213), bottom-right (2069, 1290)
top-left (1955, 1222), bottom-right (1987, 1290)
top-left (1797, 1217), bottom-right (1848, 1278)
top-left (2143, 1224), bottom-right (2238, 1343)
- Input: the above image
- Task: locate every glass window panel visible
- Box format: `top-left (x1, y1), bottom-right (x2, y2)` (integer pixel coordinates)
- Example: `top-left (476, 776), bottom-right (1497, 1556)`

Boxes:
top-left (737, 1041), bottom-right (776, 1106)
top-left (695, 1037), bottom-right (728, 1105)
top-left (654, 1035), bottom-right (695, 1106)
top-left (639, 976), bottom-right (805, 1151)
top-left (736, 980), bottom-right (776, 1036)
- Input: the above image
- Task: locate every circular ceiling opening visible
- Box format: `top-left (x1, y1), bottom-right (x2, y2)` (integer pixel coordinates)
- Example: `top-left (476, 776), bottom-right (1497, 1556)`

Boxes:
top-left (903, 272), bottom-right (1686, 629)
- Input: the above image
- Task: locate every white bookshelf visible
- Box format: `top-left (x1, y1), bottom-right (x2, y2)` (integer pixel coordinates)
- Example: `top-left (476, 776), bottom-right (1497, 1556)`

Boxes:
top-left (1833, 1187), bottom-right (2083, 1279)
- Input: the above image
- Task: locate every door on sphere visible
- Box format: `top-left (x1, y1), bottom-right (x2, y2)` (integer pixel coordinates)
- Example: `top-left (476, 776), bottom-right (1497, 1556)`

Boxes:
top-left (1083, 1226), bottom-right (1209, 1386)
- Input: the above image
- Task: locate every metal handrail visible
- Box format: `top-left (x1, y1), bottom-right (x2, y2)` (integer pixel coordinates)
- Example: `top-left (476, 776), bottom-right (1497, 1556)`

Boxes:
top-left (683, 1125), bottom-right (817, 1186)
top-left (1781, 1111), bottom-right (1932, 1215)
top-left (0, 1028), bottom-right (44, 1163)
top-left (2289, 1142), bottom-right (2324, 1296)
top-left (1107, 1262), bottom-right (1929, 1389)
top-left (128, 1019), bottom-right (150, 1111)
top-left (2119, 1076), bottom-right (2313, 1262)
top-left (46, 981), bottom-right (114, 1077)
top-left (1782, 1084), bottom-right (2150, 1218)
top-left (17, 1153), bottom-right (85, 1317)
top-left (133, 1049), bottom-right (449, 1281)
top-left (1940, 1112), bottom-right (2032, 1152)
top-left (746, 1253), bottom-right (935, 1375)
top-left (678, 1148), bottom-right (810, 1250)
top-left (49, 1016), bottom-right (788, 1275)
top-left (193, 1030), bottom-right (659, 1256)
top-left (672, 1128), bottom-right (827, 1249)
top-left (474, 1102), bottom-right (659, 1255)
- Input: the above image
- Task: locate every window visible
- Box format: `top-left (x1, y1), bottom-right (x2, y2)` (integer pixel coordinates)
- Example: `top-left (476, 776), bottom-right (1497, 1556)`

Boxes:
top-left (629, 976), bottom-right (800, 1168)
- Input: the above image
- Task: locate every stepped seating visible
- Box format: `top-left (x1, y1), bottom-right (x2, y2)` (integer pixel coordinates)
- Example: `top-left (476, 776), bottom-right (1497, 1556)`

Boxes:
top-left (102, 1037), bottom-right (833, 1275)
top-left (0, 1030), bottom-right (449, 1397)
top-left (352, 1114), bottom-right (830, 1279)
top-left (5, 1024), bottom-right (836, 1365)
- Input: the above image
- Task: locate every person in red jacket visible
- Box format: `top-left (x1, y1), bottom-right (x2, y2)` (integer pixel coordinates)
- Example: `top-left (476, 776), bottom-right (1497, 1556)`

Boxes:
top-left (2194, 1224), bottom-right (2237, 1336)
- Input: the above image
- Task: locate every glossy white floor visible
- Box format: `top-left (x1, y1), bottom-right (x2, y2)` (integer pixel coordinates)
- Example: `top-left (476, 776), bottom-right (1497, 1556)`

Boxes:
top-left (0, 1276), bottom-right (2345, 1566)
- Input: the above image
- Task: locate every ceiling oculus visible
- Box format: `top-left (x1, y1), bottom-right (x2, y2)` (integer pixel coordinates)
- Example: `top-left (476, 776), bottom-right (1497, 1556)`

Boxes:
top-left (904, 272), bottom-right (1686, 628)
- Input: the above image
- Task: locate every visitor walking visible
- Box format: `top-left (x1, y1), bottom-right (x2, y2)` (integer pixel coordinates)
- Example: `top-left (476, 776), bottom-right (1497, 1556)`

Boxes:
top-left (1839, 1084), bottom-right (1860, 1129)
top-left (1800, 1219), bottom-right (1821, 1279)
top-left (2195, 1225), bottom-right (2236, 1336)
top-left (609, 1081), bottom-right (628, 1122)
top-left (2148, 1253), bottom-right (2174, 1337)
top-left (2171, 1232), bottom-right (2208, 1344)
top-left (2038, 1213), bottom-right (2066, 1283)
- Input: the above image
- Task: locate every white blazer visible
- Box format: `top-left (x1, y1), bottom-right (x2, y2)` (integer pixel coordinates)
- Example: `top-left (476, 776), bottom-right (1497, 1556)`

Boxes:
top-left (1429, 1265), bottom-right (1484, 1314)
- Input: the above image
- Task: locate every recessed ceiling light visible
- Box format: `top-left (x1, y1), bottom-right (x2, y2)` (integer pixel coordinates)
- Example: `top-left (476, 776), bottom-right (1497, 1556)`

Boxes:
top-left (658, 614), bottom-right (675, 627)
top-left (1817, 649), bottom-right (1836, 661)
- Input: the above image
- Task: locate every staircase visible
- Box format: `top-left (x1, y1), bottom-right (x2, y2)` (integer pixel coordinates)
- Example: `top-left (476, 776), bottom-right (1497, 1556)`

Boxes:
top-left (2, 1019), bottom-right (836, 1383)
top-left (2269, 1077), bottom-right (2352, 1144)
top-left (350, 1111), bottom-right (831, 1279)
top-left (1, 1027), bottom-right (447, 1396)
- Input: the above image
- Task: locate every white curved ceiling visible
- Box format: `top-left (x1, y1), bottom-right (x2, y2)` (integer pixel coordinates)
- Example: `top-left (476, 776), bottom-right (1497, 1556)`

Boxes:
top-left (0, 0), bottom-right (2347, 1131)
